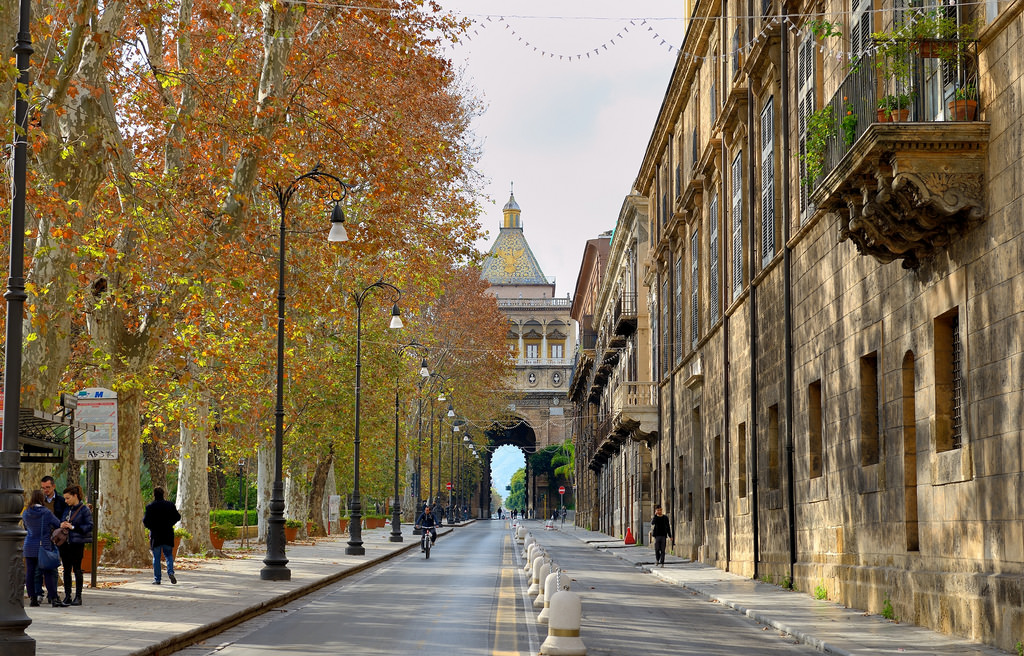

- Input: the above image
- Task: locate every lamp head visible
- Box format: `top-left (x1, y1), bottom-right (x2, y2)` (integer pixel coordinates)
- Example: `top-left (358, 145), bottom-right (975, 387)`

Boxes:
top-left (389, 303), bottom-right (403, 329)
top-left (328, 203), bottom-right (349, 242)
top-left (463, 435), bottom-right (470, 442)
top-left (419, 358), bottom-right (429, 378)
top-left (447, 404), bottom-right (455, 418)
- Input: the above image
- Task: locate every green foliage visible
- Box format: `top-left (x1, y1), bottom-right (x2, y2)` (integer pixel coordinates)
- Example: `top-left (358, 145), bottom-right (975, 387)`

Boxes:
top-left (284, 519), bottom-right (304, 529)
top-left (807, 18), bottom-right (842, 39)
top-left (174, 527), bottom-right (193, 540)
top-left (814, 582), bottom-right (828, 600)
top-left (781, 575), bottom-right (794, 590)
top-left (505, 468), bottom-right (526, 511)
top-left (210, 523), bottom-right (239, 539)
top-left (882, 596), bottom-right (897, 621)
top-left (841, 101), bottom-right (858, 146)
top-left (759, 573), bottom-right (774, 585)
top-left (209, 510), bottom-right (258, 526)
top-left (550, 440), bottom-right (575, 480)
top-left (1015, 640), bottom-right (1022, 656)
top-left (801, 105), bottom-right (836, 188)
top-left (878, 93), bottom-right (913, 111)
top-left (955, 84), bottom-right (977, 100)
top-left (97, 531), bottom-right (119, 546)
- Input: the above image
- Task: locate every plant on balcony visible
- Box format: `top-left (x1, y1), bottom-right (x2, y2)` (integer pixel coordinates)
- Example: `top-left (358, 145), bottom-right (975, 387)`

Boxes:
top-left (801, 105), bottom-right (835, 188)
top-left (807, 17), bottom-right (842, 40)
top-left (872, 11), bottom-right (981, 74)
top-left (949, 83), bottom-right (979, 121)
top-left (877, 93), bottom-right (913, 121)
top-left (841, 99), bottom-right (858, 146)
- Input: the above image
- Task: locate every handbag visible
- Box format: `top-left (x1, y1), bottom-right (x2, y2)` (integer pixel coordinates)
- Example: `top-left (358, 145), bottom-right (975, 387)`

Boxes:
top-left (52, 506), bottom-right (81, 547)
top-left (38, 544), bottom-right (61, 570)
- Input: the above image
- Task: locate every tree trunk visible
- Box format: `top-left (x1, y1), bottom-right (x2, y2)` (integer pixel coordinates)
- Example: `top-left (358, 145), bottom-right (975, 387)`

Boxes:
top-left (142, 428), bottom-right (168, 493)
top-left (285, 466), bottom-right (309, 536)
top-left (177, 395), bottom-right (213, 554)
top-left (207, 444), bottom-right (225, 511)
top-left (257, 442), bottom-right (273, 542)
top-left (307, 451), bottom-right (333, 536)
top-left (99, 388), bottom-right (149, 567)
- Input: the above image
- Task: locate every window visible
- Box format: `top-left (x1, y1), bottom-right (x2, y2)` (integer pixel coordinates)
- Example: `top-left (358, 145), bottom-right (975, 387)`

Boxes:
top-left (797, 37), bottom-right (816, 215)
top-left (738, 422), bottom-right (747, 498)
top-left (690, 231), bottom-right (699, 349)
top-left (860, 352), bottom-right (880, 466)
top-left (661, 277), bottom-right (672, 376)
top-left (768, 404), bottom-right (780, 489)
top-left (550, 344), bottom-right (563, 359)
top-left (934, 309), bottom-right (963, 451)
top-left (674, 255), bottom-right (684, 364)
top-left (732, 150), bottom-right (744, 297)
top-left (759, 99), bottom-right (776, 264)
top-left (808, 380), bottom-right (823, 478)
top-left (709, 190), bottom-right (720, 324)
top-left (651, 288), bottom-right (660, 381)
top-left (526, 344), bottom-right (539, 359)
top-left (714, 434), bottom-right (723, 502)
top-left (849, 0), bottom-right (873, 59)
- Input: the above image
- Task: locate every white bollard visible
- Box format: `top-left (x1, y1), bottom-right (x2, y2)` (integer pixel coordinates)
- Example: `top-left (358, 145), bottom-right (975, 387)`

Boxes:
top-left (527, 555), bottom-right (547, 596)
top-left (533, 561), bottom-right (551, 607)
top-left (516, 524), bottom-right (526, 543)
top-left (538, 570), bottom-right (570, 624)
top-left (522, 534), bottom-right (535, 558)
top-left (539, 590), bottom-right (586, 655)
top-left (525, 544), bottom-right (538, 572)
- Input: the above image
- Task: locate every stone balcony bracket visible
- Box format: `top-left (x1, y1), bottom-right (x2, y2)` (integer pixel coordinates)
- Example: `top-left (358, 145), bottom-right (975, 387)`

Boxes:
top-left (810, 122), bottom-right (990, 270)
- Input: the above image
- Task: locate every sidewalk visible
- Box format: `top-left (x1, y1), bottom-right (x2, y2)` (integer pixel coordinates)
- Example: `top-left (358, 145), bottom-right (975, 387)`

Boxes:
top-left (24, 523), bottom-right (465, 656)
top-left (527, 521), bottom-right (1011, 656)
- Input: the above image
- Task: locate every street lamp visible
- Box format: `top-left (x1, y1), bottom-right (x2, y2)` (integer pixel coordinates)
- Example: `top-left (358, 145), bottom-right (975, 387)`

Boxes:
top-left (1, 1), bottom-right (35, 651)
top-left (390, 342), bottom-right (429, 543)
top-left (262, 164), bottom-right (350, 582)
top-left (348, 280), bottom-right (404, 556)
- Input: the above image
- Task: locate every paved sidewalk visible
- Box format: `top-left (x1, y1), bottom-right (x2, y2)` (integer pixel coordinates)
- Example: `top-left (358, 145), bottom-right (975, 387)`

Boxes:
top-left (523, 521), bottom-right (1012, 656)
top-left (23, 523), bottom-right (464, 656)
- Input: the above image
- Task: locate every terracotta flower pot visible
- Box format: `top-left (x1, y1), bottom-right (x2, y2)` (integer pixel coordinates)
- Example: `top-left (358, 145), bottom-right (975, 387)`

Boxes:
top-left (337, 519), bottom-right (348, 534)
top-left (81, 541), bottom-right (104, 573)
top-left (948, 99), bottom-right (978, 121)
top-left (284, 526), bottom-right (299, 542)
top-left (209, 531), bottom-right (225, 550)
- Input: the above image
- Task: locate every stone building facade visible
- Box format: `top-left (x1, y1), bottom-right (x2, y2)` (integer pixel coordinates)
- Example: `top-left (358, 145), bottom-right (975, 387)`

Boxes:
top-left (570, 0), bottom-right (1024, 650)
top-left (482, 192), bottom-right (575, 517)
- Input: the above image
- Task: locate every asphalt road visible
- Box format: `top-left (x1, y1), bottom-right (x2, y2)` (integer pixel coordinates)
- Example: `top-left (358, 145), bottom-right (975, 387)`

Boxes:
top-left (180, 521), bottom-right (539, 656)
top-left (177, 521), bottom-right (819, 655)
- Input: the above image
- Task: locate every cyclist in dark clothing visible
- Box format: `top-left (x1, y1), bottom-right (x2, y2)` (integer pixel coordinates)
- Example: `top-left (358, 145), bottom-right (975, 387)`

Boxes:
top-left (415, 505), bottom-right (438, 548)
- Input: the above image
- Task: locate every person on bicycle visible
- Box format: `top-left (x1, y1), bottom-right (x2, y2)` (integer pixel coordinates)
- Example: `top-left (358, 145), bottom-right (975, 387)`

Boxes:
top-left (415, 505), bottom-right (438, 549)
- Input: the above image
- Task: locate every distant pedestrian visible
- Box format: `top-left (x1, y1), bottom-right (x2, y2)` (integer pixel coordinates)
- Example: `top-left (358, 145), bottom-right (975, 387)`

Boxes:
top-left (22, 489), bottom-right (64, 607)
top-left (143, 486), bottom-right (181, 585)
top-left (34, 475), bottom-right (68, 599)
top-left (58, 484), bottom-right (93, 606)
top-left (649, 504), bottom-right (673, 567)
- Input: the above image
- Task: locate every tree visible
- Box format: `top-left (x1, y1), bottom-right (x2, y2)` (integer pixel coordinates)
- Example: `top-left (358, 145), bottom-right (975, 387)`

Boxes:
top-left (505, 468), bottom-right (526, 512)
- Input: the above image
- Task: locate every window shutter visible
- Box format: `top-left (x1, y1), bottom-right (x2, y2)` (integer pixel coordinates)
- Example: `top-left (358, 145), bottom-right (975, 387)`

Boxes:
top-left (690, 232), bottom-right (699, 349)
top-left (732, 152), bottom-right (744, 297)
top-left (675, 257), bottom-right (684, 364)
top-left (661, 278), bottom-right (671, 375)
top-left (710, 82), bottom-right (717, 125)
top-left (797, 39), bottom-right (815, 214)
top-left (709, 191), bottom-right (720, 324)
top-left (760, 99), bottom-right (776, 265)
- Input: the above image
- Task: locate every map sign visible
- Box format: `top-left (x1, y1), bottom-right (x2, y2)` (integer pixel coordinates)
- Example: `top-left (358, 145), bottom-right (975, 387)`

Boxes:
top-left (75, 388), bottom-right (119, 460)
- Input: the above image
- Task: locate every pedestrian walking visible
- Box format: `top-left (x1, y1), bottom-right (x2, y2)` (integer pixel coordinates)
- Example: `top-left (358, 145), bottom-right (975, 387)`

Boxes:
top-left (23, 489), bottom-right (65, 607)
top-left (58, 484), bottom-right (93, 606)
top-left (33, 475), bottom-right (68, 599)
top-left (143, 486), bottom-right (181, 585)
top-left (649, 504), bottom-right (673, 567)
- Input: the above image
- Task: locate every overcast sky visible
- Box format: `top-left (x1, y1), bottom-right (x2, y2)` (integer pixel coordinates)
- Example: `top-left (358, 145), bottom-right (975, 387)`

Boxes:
top-left (439, 1), bottom-right (687, 296)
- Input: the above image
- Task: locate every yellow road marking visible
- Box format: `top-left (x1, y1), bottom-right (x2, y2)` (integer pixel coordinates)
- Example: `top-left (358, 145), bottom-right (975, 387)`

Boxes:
top-left (491, 533), bottom-right (520, 656)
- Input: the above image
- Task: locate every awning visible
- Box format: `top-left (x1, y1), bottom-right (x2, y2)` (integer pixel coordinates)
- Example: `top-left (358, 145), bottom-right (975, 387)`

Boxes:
top-left (15, 407), bottom-right (95, 463)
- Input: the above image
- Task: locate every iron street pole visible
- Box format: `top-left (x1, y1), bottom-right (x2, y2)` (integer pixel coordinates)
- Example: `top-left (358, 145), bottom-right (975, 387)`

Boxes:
top-left (262, 165), bottom-right (349, 581)
top-left (348, 281), bottom-right (404, 555)
top-left (448, 421), bottom-right (455, 524)
top-left (1, 1), bottom-right (35, 651)
top-left (391, 343), bottom-right (428, 543)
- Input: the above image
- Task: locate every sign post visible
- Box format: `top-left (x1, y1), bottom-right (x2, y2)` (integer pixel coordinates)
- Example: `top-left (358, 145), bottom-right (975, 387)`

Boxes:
top-left (558, 486), bottom-right (566, 525)
top-left (75, 388), bottom-right (119, 588)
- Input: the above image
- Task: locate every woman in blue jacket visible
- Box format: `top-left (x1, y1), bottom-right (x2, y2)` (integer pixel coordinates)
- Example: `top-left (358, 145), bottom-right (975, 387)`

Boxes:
top-left (23, 488), bottom-right (64, 607)
top-left (58, 484), bottom-right (93, 606)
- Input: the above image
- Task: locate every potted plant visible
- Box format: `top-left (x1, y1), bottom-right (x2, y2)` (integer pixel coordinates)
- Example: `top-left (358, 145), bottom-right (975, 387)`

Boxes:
top-left (284, 518), bottom-right (303, 542)
top-left (173, 527), bottom-right (192, 558)
top-left (801, 105), bottom-right (835, 189)
top-left (210, 523), bottom-right (239, 550)
top-left (82, 531), bottom-right (118, 573)
top-left (841, 99), bottom-right (858, 146)
top-left (877, 93), bottom-right (912, 122)
top-left (948, 84), bottom-right (978, 121)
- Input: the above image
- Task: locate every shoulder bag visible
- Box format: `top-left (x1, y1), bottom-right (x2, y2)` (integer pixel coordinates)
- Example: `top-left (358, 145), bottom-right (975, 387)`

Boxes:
top-left (51, 506), bottom-right (80, 547)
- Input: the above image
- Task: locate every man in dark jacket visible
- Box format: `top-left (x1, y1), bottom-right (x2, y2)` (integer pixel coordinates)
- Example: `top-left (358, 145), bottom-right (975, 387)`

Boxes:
top-left (35, 475), bottom-right (69, 599)
top-left (143, 487), bottom-right (181, 584)
top-left (649, 504), bottom-right (673, 567)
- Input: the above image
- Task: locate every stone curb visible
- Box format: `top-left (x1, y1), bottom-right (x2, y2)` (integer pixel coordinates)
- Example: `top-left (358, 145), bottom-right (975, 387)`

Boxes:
top-left (127, 523), bottom-right (466, 656)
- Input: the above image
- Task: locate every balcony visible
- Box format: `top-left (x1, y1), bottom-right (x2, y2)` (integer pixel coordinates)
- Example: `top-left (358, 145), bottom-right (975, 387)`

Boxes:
top-left (613, 292), bottom-right (638, 337)
top-left (611, 382), bottom-right (659, 442)
top-left (807, 44), bottom-right (988, 270)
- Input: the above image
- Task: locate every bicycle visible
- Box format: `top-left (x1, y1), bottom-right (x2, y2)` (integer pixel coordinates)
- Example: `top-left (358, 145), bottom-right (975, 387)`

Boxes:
top-left (415, 526), bottom-right (434, 558)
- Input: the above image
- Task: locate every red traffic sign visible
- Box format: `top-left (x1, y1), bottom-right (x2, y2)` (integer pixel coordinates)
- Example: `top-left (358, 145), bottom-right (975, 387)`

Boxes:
top-left (446, 482), bottom-right (453, 490)
top-left (558, 486), bottom-right (565, 495)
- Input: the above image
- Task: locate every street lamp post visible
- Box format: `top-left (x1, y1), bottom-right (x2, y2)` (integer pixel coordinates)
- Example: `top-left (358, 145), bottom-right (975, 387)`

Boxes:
top-left (1, 1), bottom-right (35, 651)
top-left (390, 343), bottom-right (429, 543)
top-left (347, 281), bottom-right (404, 556)
top-left (448, 420), bottom-right (457, 524)
top-left (262, 164), bottom-right (350, 582)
